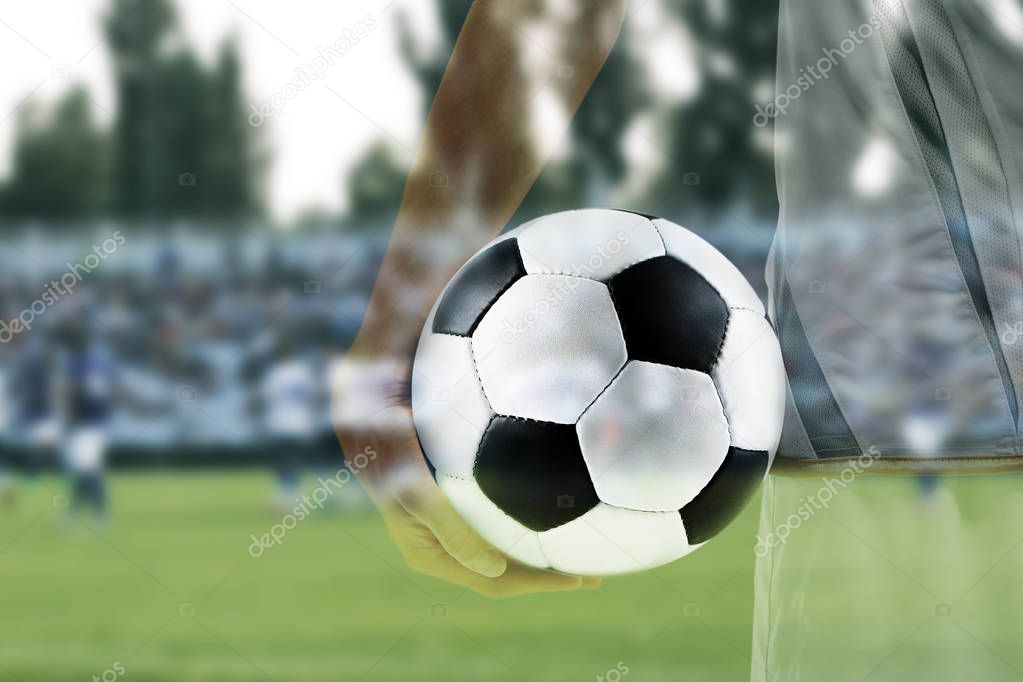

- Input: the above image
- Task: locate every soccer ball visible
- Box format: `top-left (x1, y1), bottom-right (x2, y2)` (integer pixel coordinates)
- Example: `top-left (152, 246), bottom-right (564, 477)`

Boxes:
top-left (411, 209), bottom-right (786, 575)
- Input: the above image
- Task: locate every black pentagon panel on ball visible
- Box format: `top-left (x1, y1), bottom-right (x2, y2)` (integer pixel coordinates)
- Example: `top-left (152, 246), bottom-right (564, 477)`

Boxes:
top-left (679, 447), bottom-right (767, 545)
top-left (474, 416), bottom-right (600, 532)
top-left (432, 238), bottom-right (526, 336)
top-left (608, 255), bottom-right (729, 372)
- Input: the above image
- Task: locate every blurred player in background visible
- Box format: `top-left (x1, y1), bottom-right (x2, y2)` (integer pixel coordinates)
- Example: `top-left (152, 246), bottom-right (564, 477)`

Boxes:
top-left (13, 333), bottom-right (60, 480)
top-left (0, 339), bottom-right (16, 509)
top-left (57, 314), bottom-right (116, 525)
top-left (258, 330), bottom-right (321, 510)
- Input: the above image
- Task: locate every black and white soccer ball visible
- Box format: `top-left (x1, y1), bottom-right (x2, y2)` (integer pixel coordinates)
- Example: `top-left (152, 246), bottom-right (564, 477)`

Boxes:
top-left (412, 209), bottom-right (785, 576)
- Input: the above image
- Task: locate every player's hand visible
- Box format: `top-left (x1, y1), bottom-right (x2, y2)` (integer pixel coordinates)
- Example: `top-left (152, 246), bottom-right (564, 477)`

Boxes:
top-left (332, 352), bottom-right (601, 598)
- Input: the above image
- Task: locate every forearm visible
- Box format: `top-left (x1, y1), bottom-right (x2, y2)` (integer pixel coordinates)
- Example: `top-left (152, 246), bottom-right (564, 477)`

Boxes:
top-left (353, 0), bottom-right (627, 358)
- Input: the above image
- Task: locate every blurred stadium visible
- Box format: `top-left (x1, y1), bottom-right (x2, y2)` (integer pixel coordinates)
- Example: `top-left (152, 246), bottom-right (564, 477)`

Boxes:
top-left (0, 227), bottom-right (380, 465)
top-left (0, 0), bottom-right (967, 680)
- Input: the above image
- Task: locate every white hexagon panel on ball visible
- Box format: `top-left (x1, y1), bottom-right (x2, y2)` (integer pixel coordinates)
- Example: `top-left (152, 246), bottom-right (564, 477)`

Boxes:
top-left (471, 274), bottom-right (627, 424)
top-left (577, 360), bottom-right (731, 512)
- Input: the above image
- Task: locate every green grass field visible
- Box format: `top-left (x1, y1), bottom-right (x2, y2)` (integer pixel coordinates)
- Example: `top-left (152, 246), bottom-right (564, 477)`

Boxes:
top-left (5, 472), bottom-right (1022, 681)
top-left (0, 472), bottom-right (762, 682)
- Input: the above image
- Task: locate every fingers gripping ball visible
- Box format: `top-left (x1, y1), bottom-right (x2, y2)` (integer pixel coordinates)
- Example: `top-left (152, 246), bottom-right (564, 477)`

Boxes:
top-left (411, 209), bottom-right (786, 576)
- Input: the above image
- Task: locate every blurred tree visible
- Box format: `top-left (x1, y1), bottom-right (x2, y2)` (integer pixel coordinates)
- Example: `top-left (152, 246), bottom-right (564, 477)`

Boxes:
top-left (105, 0), bottom-right (175, 58)
top-left (644, 0), bottom-right (779, 220)
top-left (203, 39), bottom-right (263, 218)
top-left (292, 207), bottom-right (340, 233)
top-left (105, 0), bottom-right (175, 217)
top-left (0, 89), bottom-right (112, 221)
top-left (105, 0), bottom-right (261, 221)
top-left (151, 50), bottom-right (209, 216)
top-left (342, 142), bottom-right (407, 228)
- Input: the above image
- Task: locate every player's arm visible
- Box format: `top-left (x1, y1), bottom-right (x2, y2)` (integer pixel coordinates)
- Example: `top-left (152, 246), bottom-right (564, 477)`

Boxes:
top-left (353, 0), bottom-right (629, 354)
top-left (334, 0), bottom-right (627, 597)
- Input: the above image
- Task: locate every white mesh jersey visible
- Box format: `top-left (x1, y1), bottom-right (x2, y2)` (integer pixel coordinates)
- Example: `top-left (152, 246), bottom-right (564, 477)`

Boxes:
top-left (755, 3), bottom-right (1023, 681)
top-left (767, 0), bottom-right (1023, 473)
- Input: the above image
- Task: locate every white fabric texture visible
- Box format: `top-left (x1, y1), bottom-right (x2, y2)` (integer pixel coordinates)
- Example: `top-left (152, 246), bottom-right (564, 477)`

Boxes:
top-left (768, 0), bottom-right (1023, 463)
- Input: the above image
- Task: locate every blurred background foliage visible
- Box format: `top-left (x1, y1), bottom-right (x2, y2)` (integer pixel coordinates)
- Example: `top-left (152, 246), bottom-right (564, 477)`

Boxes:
top-left (0, 0), bottom-right (263, 224)
top-left (0, 0), bottom-right (779, 230)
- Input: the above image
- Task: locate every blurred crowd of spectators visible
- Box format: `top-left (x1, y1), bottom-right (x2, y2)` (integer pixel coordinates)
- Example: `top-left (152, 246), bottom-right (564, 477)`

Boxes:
top-left (0, 232), bottom-right (384, 467)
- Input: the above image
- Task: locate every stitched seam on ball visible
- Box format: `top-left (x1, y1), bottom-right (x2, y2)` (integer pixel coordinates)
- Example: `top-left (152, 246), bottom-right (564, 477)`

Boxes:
top-left (597, 500), bottom-right (691, 515)
top-left (496, 413), bottom-right (575, 427)
top-left (651, 221), bottom-right (668, 254)
top-left (652, 222), bottom-right (729, 300)
top-left (525, 215), bottom-right (663, 280)
top-left (575, 361), bottom-right (629, 426)
top-left (710, 317), bottom-right (736, 444)
top-left (525, 270), bottom-right (606, 281)
top-left (629, 215), bottom-right (664, 259)
top-left (677, 367), bottom-right (733, 453)
top-left (426, 331), bottom-right (500, 421)
top-left (468, 343), bottom-right (498, 416)
top-left (653, 223), bottom-right (731, 371)
top-left (707, 307), bottom-right (730, 372)
top-left (728, 306), bottom-right (766, 317)
top-left (710, 370), bottom-right (737, 445)
top-left (534, 530), bottom-right (554, 569)
top-left (505, 528), bottom-right (546, 567)
top-left (532, 256), bottom-right (656, 281)
top-left (472, 414), bottom-right (499, 478)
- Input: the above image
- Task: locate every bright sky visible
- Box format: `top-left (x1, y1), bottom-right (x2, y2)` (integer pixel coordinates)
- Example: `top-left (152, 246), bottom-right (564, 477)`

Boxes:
top-left (0, 0), bottom-right (436, 224)
top-left (0, 0), bottom-right (692, 224)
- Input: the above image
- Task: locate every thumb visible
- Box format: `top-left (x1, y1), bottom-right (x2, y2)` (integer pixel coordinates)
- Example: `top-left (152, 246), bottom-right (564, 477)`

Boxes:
top-left (404, 490), bottom-right (508, 578)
